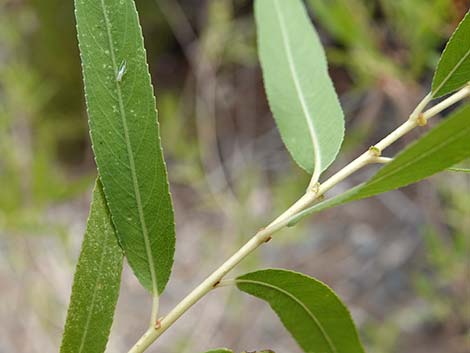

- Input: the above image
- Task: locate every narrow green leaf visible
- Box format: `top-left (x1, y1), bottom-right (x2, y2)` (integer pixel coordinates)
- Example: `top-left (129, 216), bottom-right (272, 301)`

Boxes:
top-left (75, 0), bottom-right (175, 293)
top-left (60, 180), bottom-right (123, 353)
top-left (290, 105), bottom-right (470, 226)
top-left (255, 0), bottom-right (344, 175)
top-left (236, 269), bottom-right (364, 353)
top-left (432, 12), bottom-right (470, 98)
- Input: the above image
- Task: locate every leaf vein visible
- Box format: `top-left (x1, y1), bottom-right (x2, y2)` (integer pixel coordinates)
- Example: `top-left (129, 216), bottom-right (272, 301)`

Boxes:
top-left (99, 0), bottom-right (159, 295)
top-left (237, 278), bottom-right (338, 353)
top-left (77, 227), bottom-right (111, 353)
top-left (273, 0), bottom-right (322, 180)
top-left (434, 47), bottom-right (470, 95)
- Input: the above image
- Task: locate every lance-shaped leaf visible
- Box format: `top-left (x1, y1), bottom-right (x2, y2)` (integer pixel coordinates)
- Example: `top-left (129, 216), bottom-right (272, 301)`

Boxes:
top-left (289, 105), bottom-right (470, 226)
top-left (236, 269), bottom-right (364, 353)
top-left (75, 0), bottom-right (175, 293)
top-left (255, 0), bottom-right (344, 176)
top-left (60, 181), bottom-right (123, 353)
top-left (432, 12), bottom-right (470, 98)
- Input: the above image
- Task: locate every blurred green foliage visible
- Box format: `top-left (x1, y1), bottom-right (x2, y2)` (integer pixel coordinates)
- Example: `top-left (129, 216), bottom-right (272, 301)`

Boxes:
top-left (415, 171), bottom-right (469, 328)
top-left (0, 1), bottom-right (91, 234)
top-left (308, 0), bottom-right (456, 86)
top-left (364, 173), bottom-right (469, 353)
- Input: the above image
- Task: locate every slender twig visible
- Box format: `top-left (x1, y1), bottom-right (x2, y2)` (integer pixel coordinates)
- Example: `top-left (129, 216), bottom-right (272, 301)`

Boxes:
top-left (149, 295), bottom-right (159, 328)
top-left (422, 86), bottom-right (469, 120)
top-left (128, 86), bottom-right (470, 353)
top-left (372, 157), bottom-right (393, 164)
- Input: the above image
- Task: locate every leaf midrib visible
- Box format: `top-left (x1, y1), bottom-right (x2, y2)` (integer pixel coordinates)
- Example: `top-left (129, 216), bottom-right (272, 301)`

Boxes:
top-left (291, 109), bottom-right (470, 224)
top-left (77, 225), bottom-right (110, 353)
top-left (434, 46), bottom-right (470, 96)
top-left (273, 0), bottom-right (322, 177)
top-left (364, 124), bottom-right (470, 192)
top-left (237, 278), bottom-right (338, 353)
top-left (449, 167), bottom-right (470, 173)
top-left (99, 0), bottom-right (158, 295)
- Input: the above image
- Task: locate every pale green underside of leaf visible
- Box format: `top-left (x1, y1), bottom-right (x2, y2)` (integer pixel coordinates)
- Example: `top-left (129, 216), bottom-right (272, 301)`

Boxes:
top-left (60, 180), bottom-right (123, 353)
top-left (289, 105), bottom-right (470, 226)
top-left (432, 11), bottom-right (470, 98)
top-left (237, 269), bottom-right (364, 353)
top-left (75, 0), bottom-right (175, 293)
top-left (255, 0), bottom-right (344, 174)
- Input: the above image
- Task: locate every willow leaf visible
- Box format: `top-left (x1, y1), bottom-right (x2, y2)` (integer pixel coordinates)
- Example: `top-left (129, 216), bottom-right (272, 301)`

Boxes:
top-left (289, 105), bottom-right (470, 226)
top-left (236, 269), bottom-right (364, 353)
top-left (75, 0), bottom-right (175, 293)
top-left (255, 0), bottom-right (344, 175)
top-left (432, 12), bottom-right (470, 98)
top-left (60, 180), bottom-right (123, 353)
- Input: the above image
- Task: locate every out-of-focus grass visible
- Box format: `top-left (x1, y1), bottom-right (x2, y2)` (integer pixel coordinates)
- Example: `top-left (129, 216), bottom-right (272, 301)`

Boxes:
top-left (364, 171), bottom-right (469, 353)
top-left (0, 2), bottom-right (92, 235)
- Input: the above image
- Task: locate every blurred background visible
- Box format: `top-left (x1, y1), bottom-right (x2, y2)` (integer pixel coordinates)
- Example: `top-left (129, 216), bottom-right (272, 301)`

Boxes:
top-left (0, 0), bottom-right (469, 352)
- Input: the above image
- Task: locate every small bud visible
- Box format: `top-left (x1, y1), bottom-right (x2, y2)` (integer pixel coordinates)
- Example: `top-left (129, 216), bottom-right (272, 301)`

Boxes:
top-left (416, 113), bottom-right (427, 127)
top-left (310, 182), bottom-right (321, 194)
top-left (368, 146), bottom-right (381, 157)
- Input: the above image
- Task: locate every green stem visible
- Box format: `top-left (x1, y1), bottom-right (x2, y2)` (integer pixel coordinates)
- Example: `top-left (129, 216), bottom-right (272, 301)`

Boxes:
top-left (149, 294), bottom-right (159, 328)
